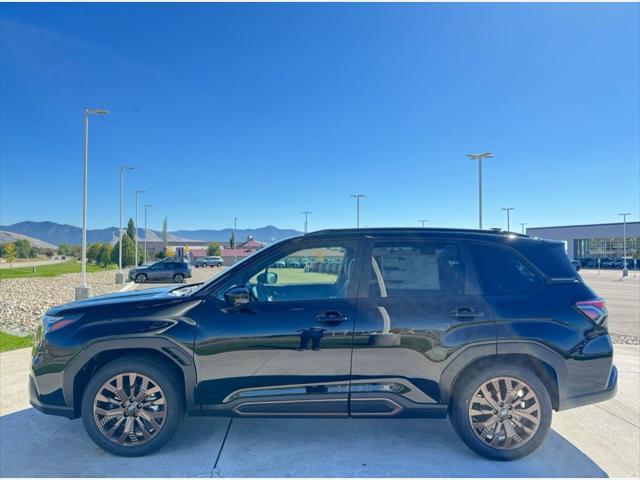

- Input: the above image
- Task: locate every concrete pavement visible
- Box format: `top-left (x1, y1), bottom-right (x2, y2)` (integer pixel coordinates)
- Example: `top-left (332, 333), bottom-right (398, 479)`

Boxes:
top-left (1, 345), bottom-right (637, 477)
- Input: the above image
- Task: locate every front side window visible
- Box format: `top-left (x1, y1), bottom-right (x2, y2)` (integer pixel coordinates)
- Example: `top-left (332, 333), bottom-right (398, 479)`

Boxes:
top-left (369, 241), bottom-right (468, 297)
top-left (243, 244), bottom-right (358, 302)
top-left (469, 243), bottom-right (541, 295)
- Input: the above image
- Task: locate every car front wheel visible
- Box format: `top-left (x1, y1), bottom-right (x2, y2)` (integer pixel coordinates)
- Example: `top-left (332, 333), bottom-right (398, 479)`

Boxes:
top-left (449, 365), bottom-right (552, 461)
top-left (135, 274), bottom-right (146, 283)
top-left (173, 273), bottom-right (184, 283)
top-left (81, 356), bottom-right (184, 456)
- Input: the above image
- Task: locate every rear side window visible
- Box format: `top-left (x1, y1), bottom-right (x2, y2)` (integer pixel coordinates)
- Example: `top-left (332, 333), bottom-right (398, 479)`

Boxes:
top-left (469, 244), bottom-right (541, 295)
top-left (368, 241), bottom-right (470, 297)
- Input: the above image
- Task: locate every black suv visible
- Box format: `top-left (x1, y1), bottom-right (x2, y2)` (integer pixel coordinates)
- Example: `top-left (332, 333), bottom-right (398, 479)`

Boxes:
top-left (30, 228), bottom-right (616, 459)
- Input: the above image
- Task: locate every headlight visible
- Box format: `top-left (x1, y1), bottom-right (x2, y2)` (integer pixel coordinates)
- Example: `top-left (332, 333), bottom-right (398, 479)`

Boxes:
top-left (43, 314), bottom-right (81, 333)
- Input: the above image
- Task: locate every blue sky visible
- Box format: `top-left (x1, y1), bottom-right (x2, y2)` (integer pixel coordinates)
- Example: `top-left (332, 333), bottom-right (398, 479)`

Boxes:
top-left (1, 3), bottom-right (638, 232)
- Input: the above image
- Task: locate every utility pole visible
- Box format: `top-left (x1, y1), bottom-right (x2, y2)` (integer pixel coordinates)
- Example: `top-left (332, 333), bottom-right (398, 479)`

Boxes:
top-left (350, 194), bottom-right (366, 228)
top-left (117, 165), bottom-right (134, 284)
top-left (300, 211), bottom-right (312, 234)
top-left (502, 207), bottom-right (514, 232)
top-left (466, 153), bottom-right (493, 229)
top-left (519, 222), bottom-right (528, 235)
top-left (419, 220), bottom-right (428, 228)
top-left (76, 108), bottom-right (109, 301)
top-left (134, 190), bottom-right (146, 267)
top-left (619, 213), bottom-right (631, 277)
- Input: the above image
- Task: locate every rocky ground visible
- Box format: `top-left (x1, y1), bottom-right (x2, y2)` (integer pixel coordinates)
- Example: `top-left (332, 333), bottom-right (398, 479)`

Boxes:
top-left (0, 270), bottom-right (125, 334)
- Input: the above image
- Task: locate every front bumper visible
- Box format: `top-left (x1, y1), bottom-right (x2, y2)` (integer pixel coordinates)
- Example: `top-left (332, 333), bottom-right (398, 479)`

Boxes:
top-left (29, 374), bottom-right (75, 419)
top-left (558, 364), bottom-right (618, 411)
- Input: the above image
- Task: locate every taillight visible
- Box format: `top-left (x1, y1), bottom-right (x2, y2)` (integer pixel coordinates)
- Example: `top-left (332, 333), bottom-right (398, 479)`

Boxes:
top-left (575, 298), bottom-right (608, 327)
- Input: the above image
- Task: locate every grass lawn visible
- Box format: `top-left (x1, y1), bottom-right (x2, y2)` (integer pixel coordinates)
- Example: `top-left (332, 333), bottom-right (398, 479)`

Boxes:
top-left (0, 260), bottom-right (115, 280)
top-left (268, 268), bottom-right (338, 284)
top-left (0, 331), bottom-right (33, 353)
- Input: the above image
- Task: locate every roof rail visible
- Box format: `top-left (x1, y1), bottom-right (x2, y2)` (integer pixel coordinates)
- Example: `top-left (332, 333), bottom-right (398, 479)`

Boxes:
top-left (305, 227), bottom-right (528, 237)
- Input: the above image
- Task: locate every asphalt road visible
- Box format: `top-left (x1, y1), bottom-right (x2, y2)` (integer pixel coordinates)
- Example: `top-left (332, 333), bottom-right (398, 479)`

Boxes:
top-left (580, 269), bottom-right (640, 337)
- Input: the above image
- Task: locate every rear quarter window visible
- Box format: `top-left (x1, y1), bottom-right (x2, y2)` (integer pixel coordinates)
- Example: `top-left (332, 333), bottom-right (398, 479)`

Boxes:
top-left (469, 243), bottom-right (541, 295)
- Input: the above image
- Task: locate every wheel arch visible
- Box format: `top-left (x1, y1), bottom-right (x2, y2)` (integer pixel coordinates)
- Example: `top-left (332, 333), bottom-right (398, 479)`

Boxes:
top-left (440, 342), bottom-right (567, 411)
top-left (64, 338), bottom-right (197, 418)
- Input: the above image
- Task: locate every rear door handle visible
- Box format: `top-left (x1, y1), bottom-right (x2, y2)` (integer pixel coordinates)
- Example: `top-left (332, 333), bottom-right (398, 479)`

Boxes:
top-left (316, 311), bottom-right (349, 325)
top-left (450, 307), bottom-right (484, 319)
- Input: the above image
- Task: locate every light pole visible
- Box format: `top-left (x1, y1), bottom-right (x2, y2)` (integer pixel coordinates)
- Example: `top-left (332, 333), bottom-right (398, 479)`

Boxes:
top-left (300, 211), bottom-right (312, 234)
top-left (233, 217), bottom-right (238, 264)
top-left (144, 204), bottom-right (154, 264)
top-left (502, 207), bottom-right (514, 232)
top-left (419, 219), bottom-right (428, 228)
top-left (619, 212), bottom-right (631, 277)
top-left (466, 153), bottom-right (493, 229)
top-left (519, 222), bottom-right (528, 235)
top-left (116, 166), bottom-right (134, 284)
top-left (75, 108), bottom-right (109, 301)
top-left (350, 194), bottom-right (366, 228)
top-left (134, 190), bottom-right (146, 267)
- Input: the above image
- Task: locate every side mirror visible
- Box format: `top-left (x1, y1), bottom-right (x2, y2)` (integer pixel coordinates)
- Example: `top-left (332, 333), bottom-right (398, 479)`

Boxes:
top-left (224, 286), bottom-right (250, 307)
top-left (256, 271), bottom-right (278, 285)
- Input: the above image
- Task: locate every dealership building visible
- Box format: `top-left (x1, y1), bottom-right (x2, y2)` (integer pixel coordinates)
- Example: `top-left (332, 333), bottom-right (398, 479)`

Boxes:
top-left (526, 222), bottom-right (640, 261)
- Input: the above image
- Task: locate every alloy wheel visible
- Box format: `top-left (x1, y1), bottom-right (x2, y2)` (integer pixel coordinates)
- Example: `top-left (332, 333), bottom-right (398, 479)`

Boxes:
top-left (467, 376), bottom-right (540, 450)
top-left (93, 373), bottom-right (168, 447)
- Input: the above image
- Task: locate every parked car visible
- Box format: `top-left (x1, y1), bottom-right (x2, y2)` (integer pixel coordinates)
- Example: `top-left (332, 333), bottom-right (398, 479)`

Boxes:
top-left (193, 256), bottom-right (224, 268)
top-left (30, 228), bottom-right (615, 460)
top-left (128, 260), bottom-right (192, 283)
top-left (271, 260), bottom-right (286, 268)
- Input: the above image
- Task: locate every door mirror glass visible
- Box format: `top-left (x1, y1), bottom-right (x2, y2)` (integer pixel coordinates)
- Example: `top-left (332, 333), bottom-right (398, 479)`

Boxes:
top-left (224, 286), bottom-right (251, 307)
top-left (257, 271), bottom-right (278, 285)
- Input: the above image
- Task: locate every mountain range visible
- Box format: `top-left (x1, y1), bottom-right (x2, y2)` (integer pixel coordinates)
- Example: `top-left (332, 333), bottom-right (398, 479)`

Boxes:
top-left (0, 221), bottom-right (301, 246)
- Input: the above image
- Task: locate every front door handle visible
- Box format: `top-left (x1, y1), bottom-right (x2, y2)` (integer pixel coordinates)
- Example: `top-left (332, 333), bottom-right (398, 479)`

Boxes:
top-left (316, 311), bottom-right (349, 326)
top-left (450, 306), bottom-right (484, 320)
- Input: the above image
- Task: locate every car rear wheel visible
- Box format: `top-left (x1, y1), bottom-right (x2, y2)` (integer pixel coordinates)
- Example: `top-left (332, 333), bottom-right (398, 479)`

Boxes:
top-left (217, 263), bottom-right (222, 267)
top-left (173, 273), bottom-right (184, 283)
top-left (81, 357), bottom-right (184, 456)
top-left (449, 365), bottom-right (552, 460)
top-left (135, 274), bottom-right (146, 283)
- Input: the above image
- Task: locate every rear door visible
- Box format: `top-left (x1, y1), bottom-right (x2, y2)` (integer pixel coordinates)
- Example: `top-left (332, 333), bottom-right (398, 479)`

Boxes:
top-left (350, 237), bottom-right (495, 416)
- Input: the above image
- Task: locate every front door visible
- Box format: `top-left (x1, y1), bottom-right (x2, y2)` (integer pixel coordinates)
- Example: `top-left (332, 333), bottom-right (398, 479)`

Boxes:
top-left (350, 237), bottom-right (495, 417)
top-left (194, 238), bottom-right (364, 416)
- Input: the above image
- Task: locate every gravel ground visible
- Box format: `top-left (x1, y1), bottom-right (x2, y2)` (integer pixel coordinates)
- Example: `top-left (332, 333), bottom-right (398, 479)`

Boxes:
top-left (0, 270), bottom-right (124, 334)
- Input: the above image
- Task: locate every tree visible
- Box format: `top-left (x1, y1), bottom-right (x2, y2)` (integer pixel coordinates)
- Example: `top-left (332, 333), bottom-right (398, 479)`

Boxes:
top-left (98, 243), bottom-right (112, 267)
top-left (0, 243), bottom-right (5, 257)
top-left (111, 234), bottom-right (136, 267)
top-left (87, 243), bottom-right (102, 263)
top-left (4, 243), bottom-right (16, 267)
top-left (14, 239), bottom-right (31, 258)
top-left (126, 218), bottom-right (136, 243)
top-left (162, 217), bottom-right (168, 253)
top-left (229, 233), bottom-right (235, 250)
top-left (207, 242), bottom-right (221, 256)
top-left (156, 250), bottom-right (166, 259)
top-left (29, 247), bottom-right (38, 258)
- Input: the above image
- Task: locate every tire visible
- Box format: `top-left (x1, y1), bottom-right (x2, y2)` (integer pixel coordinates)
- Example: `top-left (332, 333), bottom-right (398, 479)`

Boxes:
top-left (217, 263), bottom-right (222, 267)
top-left (135, 274), bottom-right (146, 283)
top-left (449, 364), bottom-right (552, 461)
top-left (81, 356), bottom-right (184, 457)
top-left (173, 274), bottom-right (184, 283)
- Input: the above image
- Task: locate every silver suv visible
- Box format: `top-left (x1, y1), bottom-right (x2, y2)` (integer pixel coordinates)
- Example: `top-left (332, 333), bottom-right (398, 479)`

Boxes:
top-left (194, 255), bottom-right (224, 268)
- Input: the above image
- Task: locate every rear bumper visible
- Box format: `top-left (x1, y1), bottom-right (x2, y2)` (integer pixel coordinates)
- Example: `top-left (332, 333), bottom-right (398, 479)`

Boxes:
top-left (558, 364), bottom-right (617, 411)
top-left (29, 375), bottom-right (74, 419)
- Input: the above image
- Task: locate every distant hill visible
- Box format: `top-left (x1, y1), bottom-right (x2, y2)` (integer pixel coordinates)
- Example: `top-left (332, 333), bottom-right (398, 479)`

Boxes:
top-left (0, 221), bottom-right (301, 246)
top-left (0, 230), bottom-right (57, 249)
top-left (171, 226), bottom-right (301, 243)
